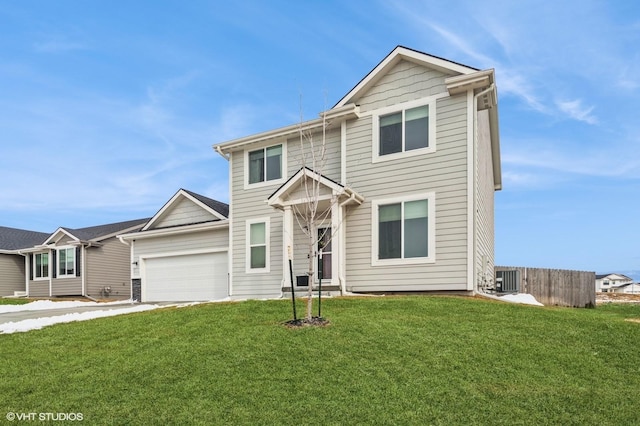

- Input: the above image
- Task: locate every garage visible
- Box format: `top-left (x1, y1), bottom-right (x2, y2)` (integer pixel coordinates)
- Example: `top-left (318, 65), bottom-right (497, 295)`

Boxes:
top-left (142, 251), bottom-right (228, 302)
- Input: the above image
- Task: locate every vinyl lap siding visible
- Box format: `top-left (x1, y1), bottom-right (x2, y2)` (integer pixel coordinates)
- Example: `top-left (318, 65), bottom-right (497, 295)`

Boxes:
top-left (230, 150), bottom-right (283, 298)
top-left (154, 197), bottom-right (218, 228)
top-left (286, 128), bottom-right (341, 182)
top-left (0, 255), bottom-right (25, 296)
top-left (51, 277), bottom-right (82, 296)
top-left (344, 61), bottom-right (469, 292)
top-left (85, 237), bottom-right (132, 299)
top-left (475, 109), bottom-right (495, 287)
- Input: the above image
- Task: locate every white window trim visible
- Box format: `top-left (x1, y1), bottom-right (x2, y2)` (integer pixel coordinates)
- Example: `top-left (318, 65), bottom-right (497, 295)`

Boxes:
top-left (246, 217), bottom-right (270, 274)
top-left (371, 95), bottom-right (443, 164)
top-left (244, 141), bottom-right (287, 190)
top-left (57, 246), bottom-right (76, 278)
top-left (371, 192), bottom-right (436, 266)
top-left (33, 252), bottom-right (50, 281)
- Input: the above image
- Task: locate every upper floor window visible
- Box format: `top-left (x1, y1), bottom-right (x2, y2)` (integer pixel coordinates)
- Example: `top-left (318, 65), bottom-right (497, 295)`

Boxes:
top-left (34, 252), bottom-right (49, 279)
top-left (58, 247), bottom-right (76, 277)
top-left (372, 97), bottom-right (438, 163)
top-left (380, 105), bottom-right (429, 155)
top-left (248, 144), bottom-right (282, 184)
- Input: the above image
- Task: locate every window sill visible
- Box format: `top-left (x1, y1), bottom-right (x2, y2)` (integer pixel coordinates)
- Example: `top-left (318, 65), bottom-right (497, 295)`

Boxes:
top-left (372, 146), bottom-right (435, 164)
top-left (371, 257), bottom-right (435, 267)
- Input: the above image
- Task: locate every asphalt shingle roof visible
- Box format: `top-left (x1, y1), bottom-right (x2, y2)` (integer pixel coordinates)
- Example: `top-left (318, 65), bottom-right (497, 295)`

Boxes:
top-left (0, 227), bottom-right (50, 251)
top-left (182, 189), bottom-right (229, 218)
top-left (61, 218), bottom-right (150, 241)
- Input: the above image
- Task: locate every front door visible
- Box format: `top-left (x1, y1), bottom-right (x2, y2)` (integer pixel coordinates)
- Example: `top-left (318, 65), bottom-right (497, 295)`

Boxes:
top-left (317, 227), bottom-right (332, 280)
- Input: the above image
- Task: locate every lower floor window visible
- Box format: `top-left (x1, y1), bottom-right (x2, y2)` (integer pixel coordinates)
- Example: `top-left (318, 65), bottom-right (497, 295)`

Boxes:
top-left (247, 218), bottom-right (270, 272)
top-left (58, 247), bottom-right (75, 276)
top-left (373, 193), bottom-right (434, 264)
top-left (34, 252), bottom-right (49, 279)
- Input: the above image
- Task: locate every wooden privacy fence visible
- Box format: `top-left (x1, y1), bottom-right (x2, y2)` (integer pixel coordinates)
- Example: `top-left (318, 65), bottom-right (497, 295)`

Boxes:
top-left (495, 266), bottom-right (596, 308)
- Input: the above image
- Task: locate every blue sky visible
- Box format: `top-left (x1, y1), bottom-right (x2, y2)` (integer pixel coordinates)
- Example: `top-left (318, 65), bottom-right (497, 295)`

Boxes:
top-left (1, 1), bottom-right (638, 278)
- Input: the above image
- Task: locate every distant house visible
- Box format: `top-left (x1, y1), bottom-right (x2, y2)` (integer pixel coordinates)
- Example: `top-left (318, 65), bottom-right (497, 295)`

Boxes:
top-left (595, 273), bottom-right (633, 293)
top-left (19, 219), bottom-right (148, 299)
top-left (0, 226), bottom-right (50, 297)
top-left (611, 282), bottom-right (640, 294)
top-left (118, 189), bottom-right (229, 302)
top-left (212, 46), bottom-right (502, 299)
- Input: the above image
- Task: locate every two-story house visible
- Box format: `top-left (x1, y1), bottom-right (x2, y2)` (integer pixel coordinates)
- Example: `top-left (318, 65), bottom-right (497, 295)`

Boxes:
top-left (213, 46), bottom-right (501, 299)
top-left (596, 273), bottom-right (634, 293)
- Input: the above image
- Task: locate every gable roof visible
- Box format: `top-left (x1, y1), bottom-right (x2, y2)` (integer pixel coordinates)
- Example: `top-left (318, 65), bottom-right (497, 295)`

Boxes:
top-left (0, 226), bottom-right (50, 251)
top-left (596, 273), bottom-right (633, 281)
top-left (142, 189), bottom-right (228, 231)
top-left (43, 218), bottom-right (150, 246)
top-left (334, 45), bottom-right (479, 108)
top-left (267, 167), bottom-right (364, 209)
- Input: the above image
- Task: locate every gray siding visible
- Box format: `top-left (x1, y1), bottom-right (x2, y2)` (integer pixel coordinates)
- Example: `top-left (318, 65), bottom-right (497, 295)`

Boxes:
top-left (286, 128), bottom-right (341, 181)
top-left (85, 237), bottom-right (132, 299)
top-left (29, 281), bottom-right (49, 297)
top-left (230, 149), bottom-right (283, 298)
top-left (154, 197), bottom-right (219, 228)
top-left (475, 109), bottom-right (496, 287)
top-left (357, 59), bottom-right (449, 113)
top-left (52, 277), bottom-right (82, 296)
top-left (344, 60), bottom-right (469, 292)
top-left (0, 254), bottom-right (25, 296)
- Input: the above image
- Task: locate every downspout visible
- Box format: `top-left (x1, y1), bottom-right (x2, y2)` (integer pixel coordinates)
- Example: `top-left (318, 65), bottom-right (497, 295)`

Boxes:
top-left (81, 244), bottom-right (87, 298)
top-left (337, 192), bottom-right (358, 295)
top-left (472, 84), bottom-right (496, 294)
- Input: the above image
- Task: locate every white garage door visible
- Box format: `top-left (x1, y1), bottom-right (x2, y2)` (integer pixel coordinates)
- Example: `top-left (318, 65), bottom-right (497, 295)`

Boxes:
top-left (142, 252), bottom-right (228, 302)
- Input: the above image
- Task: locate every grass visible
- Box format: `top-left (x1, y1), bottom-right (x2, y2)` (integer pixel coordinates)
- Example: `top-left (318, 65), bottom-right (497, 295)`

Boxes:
top-left (0, 298), bottom-right (30, 305)
top-left (1, 296), bottom-right (639, 425)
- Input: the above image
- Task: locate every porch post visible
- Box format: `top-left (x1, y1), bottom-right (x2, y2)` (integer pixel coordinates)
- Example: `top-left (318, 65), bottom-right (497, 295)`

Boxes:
top-left (331, 196), bottom-right (340, 287)
top-left (283, 206), bottom-right (294, 288)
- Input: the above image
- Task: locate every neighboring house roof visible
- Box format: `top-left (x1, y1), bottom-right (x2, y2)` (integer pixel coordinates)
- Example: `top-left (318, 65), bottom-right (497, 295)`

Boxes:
top-left (0, 226), bottom-right (50, 251)
top-left (42, 218), bottom-right (150, 246)
top-left (62, 218), bottom-right (151, 242)
top-left (596, 273), bottom-right (633, 281)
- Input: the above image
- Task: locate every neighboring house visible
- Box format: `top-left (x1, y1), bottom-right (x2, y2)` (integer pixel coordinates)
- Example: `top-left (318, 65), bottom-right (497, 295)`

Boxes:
top-left (0, 226), bottom-right (50, 297)
top-left (611, 282), bottom-right (640, 294)
top-left (595, 273), bottom-right (633, 292)
top-left (213, 46), bottom-right (501, 299)
top-left (118, 189), bottom-right (229, 302)
top-left (19, 218), bottom-right (148, 299)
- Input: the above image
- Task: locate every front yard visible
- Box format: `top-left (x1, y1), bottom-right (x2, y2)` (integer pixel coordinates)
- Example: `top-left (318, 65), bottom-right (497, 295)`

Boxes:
top-left (1, 296), bottom-right (639, 425)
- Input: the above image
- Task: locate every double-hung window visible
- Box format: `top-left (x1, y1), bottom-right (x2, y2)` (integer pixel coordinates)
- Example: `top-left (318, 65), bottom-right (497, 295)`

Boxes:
top-left (246, 218), bottom-right (270, 273)
top-left (248, 144), bottom-right (283, 185)
top-left (58, 247), bottom-right (76, 277)
top-left (373, 97), bottom-right (437, 162)
top-left (372, 193), bottom-right (435, 265)
top-left (34, 252), bottom-right (49, 279)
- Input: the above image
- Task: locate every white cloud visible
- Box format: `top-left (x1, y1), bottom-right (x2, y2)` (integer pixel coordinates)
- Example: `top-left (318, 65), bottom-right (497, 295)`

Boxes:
top-left (555, 99), bottom-right (597, 125)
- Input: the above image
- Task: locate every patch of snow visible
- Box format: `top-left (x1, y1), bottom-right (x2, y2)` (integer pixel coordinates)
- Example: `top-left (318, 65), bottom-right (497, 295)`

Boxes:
top-left (0, 305), bottom-right (160, 334)
top-left (0, 299), bottom-right (135, 314)
top-left (498, 293), bottom-right (544, 306)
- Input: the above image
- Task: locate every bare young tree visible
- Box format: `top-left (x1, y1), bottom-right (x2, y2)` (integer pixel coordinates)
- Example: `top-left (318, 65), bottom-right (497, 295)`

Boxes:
top-left (291, 98), bottom-right (341, 321)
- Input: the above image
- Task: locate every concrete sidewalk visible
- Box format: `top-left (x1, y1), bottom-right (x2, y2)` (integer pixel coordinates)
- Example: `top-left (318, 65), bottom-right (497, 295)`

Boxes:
top-left (0, 302), bottom-right (172, 326)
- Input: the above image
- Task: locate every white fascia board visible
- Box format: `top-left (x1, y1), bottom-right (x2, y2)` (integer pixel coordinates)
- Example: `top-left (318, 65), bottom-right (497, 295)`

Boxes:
top-left (335, 46), bottom-right (478, 108)
top-left (119, 220), bottom-right (229, 241)
top-left (43, 228), bottom-right (79, 245)
top-left (213, 104), bottom-right (359, 154)
top-left (445, 69), bottom-right (494, 95)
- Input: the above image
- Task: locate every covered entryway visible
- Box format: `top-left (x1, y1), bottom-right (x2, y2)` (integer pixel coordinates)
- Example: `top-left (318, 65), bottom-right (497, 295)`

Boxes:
top-left (141, 251), bottom-right (228, 302)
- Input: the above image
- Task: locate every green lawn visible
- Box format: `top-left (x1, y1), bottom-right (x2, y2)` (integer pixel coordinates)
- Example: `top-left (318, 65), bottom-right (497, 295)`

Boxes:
top-left (0, 298), bottom-right (30, 305)
top-left (1, 296), bottom-right (639, 425)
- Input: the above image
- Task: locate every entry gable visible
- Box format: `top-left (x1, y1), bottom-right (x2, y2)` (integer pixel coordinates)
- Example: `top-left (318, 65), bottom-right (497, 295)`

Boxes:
top-left (143, 189), bottom-right (228, 231)
top-left (268, 167), bottom-right (363, 210)
top-left (43, 228), bottom-right (80, 246)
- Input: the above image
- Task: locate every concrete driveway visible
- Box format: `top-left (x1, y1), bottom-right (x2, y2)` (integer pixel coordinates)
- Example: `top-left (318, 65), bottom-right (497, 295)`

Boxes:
top-left (0, 301), bottom-right (183, 328)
